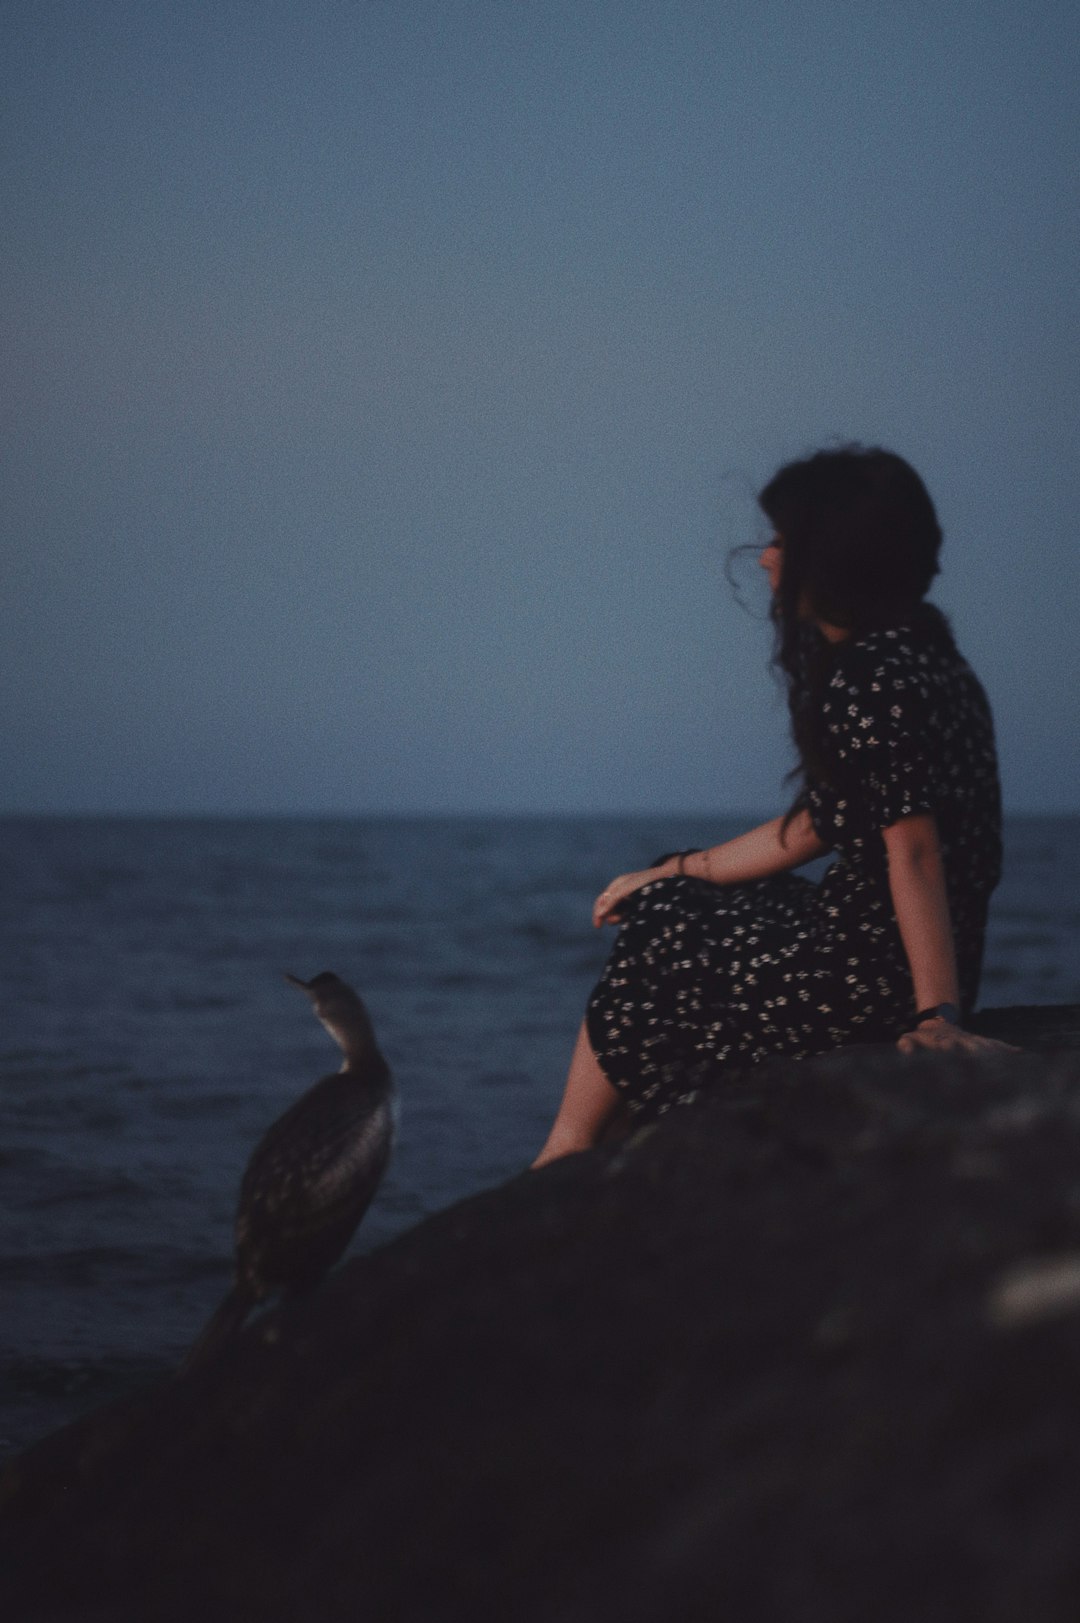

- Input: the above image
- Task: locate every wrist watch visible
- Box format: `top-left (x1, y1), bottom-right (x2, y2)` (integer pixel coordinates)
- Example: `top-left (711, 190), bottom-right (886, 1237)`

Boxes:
top-left (914, 1002), bottom-right (961, 1026)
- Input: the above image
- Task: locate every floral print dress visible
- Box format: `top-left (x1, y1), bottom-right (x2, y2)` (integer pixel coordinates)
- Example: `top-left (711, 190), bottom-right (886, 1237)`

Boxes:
top-left (585, 608), bottom-right (1002, 1119)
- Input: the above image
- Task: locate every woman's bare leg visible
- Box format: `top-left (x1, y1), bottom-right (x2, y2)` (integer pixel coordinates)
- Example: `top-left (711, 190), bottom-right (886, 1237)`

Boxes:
top-left (532, 1021), bottom-right (621, 1167)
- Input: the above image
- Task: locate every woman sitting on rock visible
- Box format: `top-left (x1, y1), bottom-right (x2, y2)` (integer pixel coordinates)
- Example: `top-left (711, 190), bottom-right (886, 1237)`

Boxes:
top-left (535, 444), bottom-right (1008, 1166)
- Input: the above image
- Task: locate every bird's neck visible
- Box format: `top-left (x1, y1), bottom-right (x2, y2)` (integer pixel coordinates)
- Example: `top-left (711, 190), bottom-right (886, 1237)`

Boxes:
top-left (337, 1051), bottom-right (377, 1073)
top-left (317, 1012), bottom-right (377, 1066)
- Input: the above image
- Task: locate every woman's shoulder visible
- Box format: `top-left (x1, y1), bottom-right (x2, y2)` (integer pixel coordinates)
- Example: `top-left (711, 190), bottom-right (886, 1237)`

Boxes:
top-left (827, 627), bottom-right (924, 702)
top-left (832, 606), bottom-right (957, 690)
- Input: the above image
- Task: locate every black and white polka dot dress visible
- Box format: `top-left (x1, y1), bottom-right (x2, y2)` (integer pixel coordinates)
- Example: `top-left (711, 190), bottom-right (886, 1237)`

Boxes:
top-left (586, 608), bottom-right (1002, 1119)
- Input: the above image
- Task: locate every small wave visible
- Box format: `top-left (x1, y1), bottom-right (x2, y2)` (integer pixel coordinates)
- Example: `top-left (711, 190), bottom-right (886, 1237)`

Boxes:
top-left (151, 1090), bottom-right (251, 1121)
top-left (513, 922), bottom-right (584, 948)
top-left (0, 1060), bottom-right (131, 1087)
top-left (0, 1351), bottom-right (165, 1402)
top-left (167, 992), bottom-right (241, 1012)
top-left (982, 965), bottom-right (1020, 984)
top-left (0, 1145), bottom-right (50, 1172)
top-left (431, 969), bottom-right (486, 990)
top-left (474, 1068), bottom-right (532, 1091)
top-left (0, 1048), bottom-right (65, 1067)
top-left (0, 1244), bottom-right (228, 1289)
top-left (128, 990), bottom-right (243, 1014)
top-left (23, 1170), bottom-right (147, 1210)
top-left (0, 1247), bottom-right (147, 1287)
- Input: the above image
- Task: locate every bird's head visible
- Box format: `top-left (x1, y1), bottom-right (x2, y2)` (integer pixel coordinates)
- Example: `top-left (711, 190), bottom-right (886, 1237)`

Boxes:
top-left (284, 972), bottom-right (381, 1069)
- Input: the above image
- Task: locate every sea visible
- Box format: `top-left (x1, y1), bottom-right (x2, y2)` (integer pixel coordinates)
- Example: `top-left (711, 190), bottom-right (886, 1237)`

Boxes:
top-left (2, 814), bottom-right (1078, 1461)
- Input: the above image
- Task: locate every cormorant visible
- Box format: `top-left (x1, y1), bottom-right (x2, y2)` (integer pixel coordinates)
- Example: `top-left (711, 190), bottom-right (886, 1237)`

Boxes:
top-left (182, 972), bottom-right (394, 1373)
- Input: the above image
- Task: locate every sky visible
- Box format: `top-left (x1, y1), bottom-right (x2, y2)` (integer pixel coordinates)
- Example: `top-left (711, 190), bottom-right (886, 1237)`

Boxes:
top-left (3, 0), bottom-right (1078, 816)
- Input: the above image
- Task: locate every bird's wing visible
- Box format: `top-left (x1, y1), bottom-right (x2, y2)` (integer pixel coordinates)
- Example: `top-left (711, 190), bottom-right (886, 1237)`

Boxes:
top-left (235, 1089), bottom-right (394, 1248)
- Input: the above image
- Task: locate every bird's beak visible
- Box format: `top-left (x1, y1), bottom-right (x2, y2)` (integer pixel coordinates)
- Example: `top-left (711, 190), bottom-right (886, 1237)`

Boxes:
top-left (283, 972), bottom-right (311, 990)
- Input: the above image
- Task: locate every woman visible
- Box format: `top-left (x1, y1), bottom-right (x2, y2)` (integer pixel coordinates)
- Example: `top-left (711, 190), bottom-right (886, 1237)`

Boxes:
top-left (535, 445), bottom-right (1007, 1167)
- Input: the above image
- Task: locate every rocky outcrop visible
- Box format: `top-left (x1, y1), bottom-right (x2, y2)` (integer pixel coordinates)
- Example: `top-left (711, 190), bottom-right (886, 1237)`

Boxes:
top-left (3, 1006), bottom-right (1080, 1622)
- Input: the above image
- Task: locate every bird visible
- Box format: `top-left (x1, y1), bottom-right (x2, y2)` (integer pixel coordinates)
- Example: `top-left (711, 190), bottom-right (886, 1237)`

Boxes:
top-left (181, 972), bottom-right (395, 1374)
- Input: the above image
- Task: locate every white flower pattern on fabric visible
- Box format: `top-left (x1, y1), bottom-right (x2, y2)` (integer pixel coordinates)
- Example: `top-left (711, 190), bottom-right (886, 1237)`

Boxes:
top-left (585, 611), bottom-right (1002, 1119)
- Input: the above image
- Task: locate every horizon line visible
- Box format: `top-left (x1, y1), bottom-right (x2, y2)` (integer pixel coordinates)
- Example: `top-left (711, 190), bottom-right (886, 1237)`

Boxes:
top-left (2, 807), bottom-right (1077, 822)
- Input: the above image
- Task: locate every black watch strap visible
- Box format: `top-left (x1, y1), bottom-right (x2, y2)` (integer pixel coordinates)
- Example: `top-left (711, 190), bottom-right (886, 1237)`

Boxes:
top-left (914, 1002), bottom-right (961, 1027)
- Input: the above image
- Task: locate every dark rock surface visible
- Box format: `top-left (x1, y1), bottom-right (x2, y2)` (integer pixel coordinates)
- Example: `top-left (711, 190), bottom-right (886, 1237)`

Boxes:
top-left (3, 1006), bottom-right (1080, 1622)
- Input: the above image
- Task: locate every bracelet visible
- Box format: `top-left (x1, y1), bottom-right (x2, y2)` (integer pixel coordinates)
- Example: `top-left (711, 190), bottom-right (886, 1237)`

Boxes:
top-left (914, 1002), bottom-right (961, 1027)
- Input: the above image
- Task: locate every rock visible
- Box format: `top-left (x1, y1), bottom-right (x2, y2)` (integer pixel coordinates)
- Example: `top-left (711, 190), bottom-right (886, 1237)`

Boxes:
top-left (3, 1007), bottom-right (1080, 1622)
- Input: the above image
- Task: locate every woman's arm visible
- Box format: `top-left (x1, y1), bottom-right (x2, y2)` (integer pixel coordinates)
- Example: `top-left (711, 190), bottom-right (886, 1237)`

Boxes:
top-left (883, 813), bottom-right (1014, 1054)
top-left (593, 810), bottom-right (825, 926)
top-left (883, 813), bottom-right (959, 1013)
top-left (681, 810), bottom-right (825, 885)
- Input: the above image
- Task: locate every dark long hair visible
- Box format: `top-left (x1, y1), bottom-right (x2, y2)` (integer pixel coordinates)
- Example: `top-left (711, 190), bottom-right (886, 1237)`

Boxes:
top-left (757, 444), bottom-right (948, 794)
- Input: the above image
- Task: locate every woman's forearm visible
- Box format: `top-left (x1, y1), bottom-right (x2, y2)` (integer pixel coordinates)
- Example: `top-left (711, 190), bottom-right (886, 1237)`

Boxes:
top-left (661, 811), bottom-right (826, 886)
top-left (883, 813), bottom-right (960, 1016)
top-left (593, 811), bottom-right (826, 927)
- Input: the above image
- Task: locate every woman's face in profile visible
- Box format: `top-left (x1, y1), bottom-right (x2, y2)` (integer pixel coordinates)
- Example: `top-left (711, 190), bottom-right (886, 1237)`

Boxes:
top-left (759, 535), bottom-right (783, 595)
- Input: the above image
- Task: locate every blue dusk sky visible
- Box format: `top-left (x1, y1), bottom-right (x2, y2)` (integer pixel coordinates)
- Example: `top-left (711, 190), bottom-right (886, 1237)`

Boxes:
top-left (3, 0), bottom-right (1078, 815)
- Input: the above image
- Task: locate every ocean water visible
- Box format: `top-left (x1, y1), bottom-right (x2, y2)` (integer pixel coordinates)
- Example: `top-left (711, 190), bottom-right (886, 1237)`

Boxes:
top-left (2, 814), bottom-right (1078, 1460)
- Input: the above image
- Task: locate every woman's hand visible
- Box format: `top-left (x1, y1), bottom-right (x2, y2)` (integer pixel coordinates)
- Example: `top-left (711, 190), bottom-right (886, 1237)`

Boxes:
top-left (593, 869), bottom-right (664, 927)
top-left (896, 1017), bottom-right (1019, 1056)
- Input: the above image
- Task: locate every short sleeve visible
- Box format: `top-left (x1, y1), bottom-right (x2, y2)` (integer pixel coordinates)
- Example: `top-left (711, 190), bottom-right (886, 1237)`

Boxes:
top-left (821, 653), bottom-right (938, 832)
